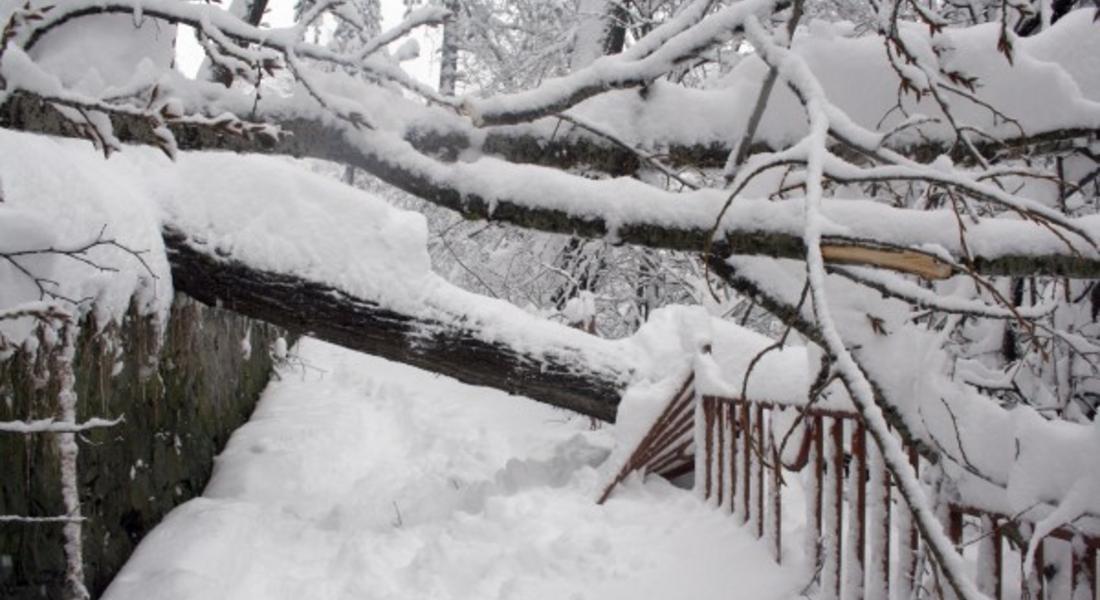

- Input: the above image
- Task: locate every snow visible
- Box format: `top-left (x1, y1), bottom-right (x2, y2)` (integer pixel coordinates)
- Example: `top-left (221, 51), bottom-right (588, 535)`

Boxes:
top-left (3, 2), bottom-right (1100, 596)
top-left (357, 125), bottom-right (1100, 270)
top-left (5, 1), bottom-right (1099, 274)
top-left (747, 17), bottom-right (976, 599)
top-left (464, 0), bottom-right (780, 125)
top-left (0, 131), bottom-right (171, 346)
top-left (0, 127), bottom-right (822, 410)
top-left (0, 416), bottom-right (123, 434)
top-left (393, 38), bottom-right (420, 62)
top-left (913, 375), bottom-right (1100, 531)
top-left (152, 151), bottom-right (435, 307)
top-left (3, 125), bottom-right (1098, 586)
top-left (696, 317), bottom-right (813, 406)
top-left (0, 209), bottom-right (62, 345)
top-left (1026, 10), bottom-right (1100, 101)
top-left (102, 339), bottom-right (806, 600)
top-left (7, 11), bottom-right (1100, 286)
top-left (0, 128), bottom-right (622, 384)
top-left (561, 290), bottom-right (596, 325)
top-left (27, 12), bottom-right (176, 96)
top-left (597, 364), bottom-right (693, 499)
top-left (551, 9), bottom-right (1100, 151)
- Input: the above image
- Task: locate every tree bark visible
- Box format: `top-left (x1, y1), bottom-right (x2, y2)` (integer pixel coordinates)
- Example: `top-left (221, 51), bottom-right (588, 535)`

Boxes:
top-left (163, 228), bottom-right (631, 422)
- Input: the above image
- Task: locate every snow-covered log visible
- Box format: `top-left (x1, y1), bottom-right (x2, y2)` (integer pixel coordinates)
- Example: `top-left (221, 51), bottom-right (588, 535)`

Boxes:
top-left (4, 91), bottom-right (1100, 281)
top-left (163, 228), bottom-right (631, 422)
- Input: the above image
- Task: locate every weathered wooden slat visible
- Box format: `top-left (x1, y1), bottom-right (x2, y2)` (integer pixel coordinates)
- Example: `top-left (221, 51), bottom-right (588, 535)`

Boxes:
top-left (810, 415), bottom-right (824, 574)
top-left (849, 421), bottom-right (867, 600)
top-left (866, 437), bottom-right (889, 600)
top-left (822, 417), bottom-right (844, 600)
top-left (754, 403), bottom-right (765, 539)
top-left (741, 399), bottom-right (752, 523)
top-left (769, 420), bottom-right (782, 563)
top-left (703, 397), bottom-right (714, 500)
top-left (728, 399), bottom-right (738, 515)
top-left (717, 399), bottom-right (727, 508)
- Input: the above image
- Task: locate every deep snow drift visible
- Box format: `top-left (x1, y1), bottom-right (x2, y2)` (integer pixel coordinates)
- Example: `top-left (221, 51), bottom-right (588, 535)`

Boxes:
top-left (102, 339), bottom-right (806, 600)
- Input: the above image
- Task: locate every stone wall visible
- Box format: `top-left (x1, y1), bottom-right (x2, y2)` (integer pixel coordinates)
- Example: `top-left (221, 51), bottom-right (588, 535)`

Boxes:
top-left (0, 294), bottom-right (284, 598)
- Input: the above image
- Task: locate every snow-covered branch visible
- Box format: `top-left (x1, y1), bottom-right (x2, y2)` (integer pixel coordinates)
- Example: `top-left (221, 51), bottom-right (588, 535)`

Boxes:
top-left (4, 90), bottom-right (1099, 281)
top-left (0, 416), bottom-right (123, 434)
top-left (461, 0), bottom-right (784, 125)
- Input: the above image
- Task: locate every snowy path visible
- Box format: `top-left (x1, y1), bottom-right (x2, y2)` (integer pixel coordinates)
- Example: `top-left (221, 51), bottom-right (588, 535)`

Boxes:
top-left (103, 339), bottom-right (805, 600)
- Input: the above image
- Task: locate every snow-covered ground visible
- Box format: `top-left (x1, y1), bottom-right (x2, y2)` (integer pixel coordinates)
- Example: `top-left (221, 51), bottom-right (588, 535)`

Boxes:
top-left (102, 338), bottom-right (806, 600)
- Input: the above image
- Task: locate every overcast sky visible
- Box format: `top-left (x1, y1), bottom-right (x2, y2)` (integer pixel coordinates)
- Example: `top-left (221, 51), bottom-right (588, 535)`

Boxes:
top-left (175, 0), bottom-right (437, 86)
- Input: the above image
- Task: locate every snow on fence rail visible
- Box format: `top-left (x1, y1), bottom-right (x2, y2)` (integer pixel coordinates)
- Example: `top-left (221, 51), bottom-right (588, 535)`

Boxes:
top-left (600, 375), bottom-right (1100, 600)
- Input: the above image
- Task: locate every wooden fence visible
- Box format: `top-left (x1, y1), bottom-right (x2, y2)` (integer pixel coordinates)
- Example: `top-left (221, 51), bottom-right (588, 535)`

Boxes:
top-left (599, 376), bottom-right (1100, 599)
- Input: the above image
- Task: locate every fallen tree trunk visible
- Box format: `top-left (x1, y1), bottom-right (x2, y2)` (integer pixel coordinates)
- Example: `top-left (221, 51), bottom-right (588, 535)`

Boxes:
top-left (4, 92), bottom-right (1098, 280)
top-left (411, 121), bottom-right (1097, 174)
top-left (163, 229), bottom-right (631, 422)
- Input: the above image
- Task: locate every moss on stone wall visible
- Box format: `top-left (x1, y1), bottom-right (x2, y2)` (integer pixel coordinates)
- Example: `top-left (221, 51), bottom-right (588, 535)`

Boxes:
top-left (0, 294), bottom-right (284, 598)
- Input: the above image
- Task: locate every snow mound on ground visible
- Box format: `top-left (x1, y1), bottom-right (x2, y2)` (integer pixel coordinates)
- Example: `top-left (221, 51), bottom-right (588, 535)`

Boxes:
top-left (103, 340), bottom-right (807, 600)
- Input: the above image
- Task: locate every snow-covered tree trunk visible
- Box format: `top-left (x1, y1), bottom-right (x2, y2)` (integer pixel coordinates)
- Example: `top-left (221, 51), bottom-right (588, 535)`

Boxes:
top-left (437, 0), bottom-right (460, 95)
top-left (570, 0), bottom-right (628, 69)
top-left (164, 229), bottom-right (633, 422)
top-left (54, 324), bottom-right (88, 600)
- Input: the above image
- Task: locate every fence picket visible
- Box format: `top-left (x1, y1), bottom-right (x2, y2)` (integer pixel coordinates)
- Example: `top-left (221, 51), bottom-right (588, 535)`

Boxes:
top-left (867, 437), bottom-right (890, 600)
